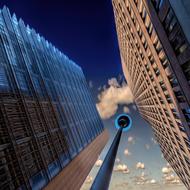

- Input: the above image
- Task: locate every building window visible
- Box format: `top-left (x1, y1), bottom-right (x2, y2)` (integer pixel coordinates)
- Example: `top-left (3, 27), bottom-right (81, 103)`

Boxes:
top-left (148, 23), bottom-right (153, 36)
top-left (170, 30), bottom-right (186, 54)
top-left (182, 108), bottom-right (190, 122)
top-left (163, 9), bottom-right (174, 31)
top-left (165, 94), bottom-right (173, 103)
top-left (16, 71), bottom-right (29, 92)
top-left (168, 73), bottom-right (178, 88)
top-left (162, 7), bottom-right (189, 57)
top-left (160, 81), bottom-right (167, 91)
top-left (137, 0), bottom-right (143, 13)
top-left (182, 60), bottom-right (190, 81)
top-left (178, 43), bottom-right (188, 55)
top-left (174, 90), bottom-right (186, 103)
top-left (167, 17), bottom-right (177, 34)
top-left (152, 0), bottom-right (163, 11)
top-left (141, 7), bottom-right (147, 21)
top-left (0, 66), bottom-right (9, 89)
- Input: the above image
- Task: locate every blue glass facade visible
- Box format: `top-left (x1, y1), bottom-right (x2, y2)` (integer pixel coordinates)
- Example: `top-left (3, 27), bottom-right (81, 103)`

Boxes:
top-left (0, 6), bottom-right (104, 190)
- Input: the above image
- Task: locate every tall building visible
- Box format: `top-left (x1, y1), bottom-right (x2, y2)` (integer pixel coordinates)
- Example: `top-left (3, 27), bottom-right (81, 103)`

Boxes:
top-left (0, 6), bottom-right (108, 190)
top-left (112, 0), bottom-right (190, 188)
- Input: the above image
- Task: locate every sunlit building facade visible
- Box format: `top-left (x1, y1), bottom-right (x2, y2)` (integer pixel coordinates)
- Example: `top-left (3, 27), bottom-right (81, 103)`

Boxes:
top-left (0, 6), bottom-right (108, 190)
top-left (112, 0), bottom-right (190, 188)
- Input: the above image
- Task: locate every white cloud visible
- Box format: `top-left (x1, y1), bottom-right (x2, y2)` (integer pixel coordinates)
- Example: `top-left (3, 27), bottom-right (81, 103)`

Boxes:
top-left (162, 164), bottom-right (182, 185)
top-left (162, 164), bottom-right (173, 174)
top-left (128, 136), bottom-right (135, 144)
top-left (133, 172), bottom-right (148, 185)
top-left (128, 136), bottom-right (133, 142)
top-left (114, 164), bottom-right (130, 174)
top-left (150, 179), bottom-right (157, 184)
top-left (133, 172), bottom-right (158, 186)
top-left (96, 77), bottom-right (134, 119)
top-left (124, 148), bottom-right (131, 156)
top-left (85, 175), bottom-right (93, 184)
top-left (136, 162), bottom-right (145, 169)
top-left (165, 174), bottom-right (175, 181)
top-left (123, 106), bottom-right (130, 113)
top-left (108, 78), bottom-right (120, 87)
top-left (164, 174), bottom-right (182, 185)
top-left (162, 167), bottom-right (170, 174)
top-left (95, 159), bottom-right (103, 167)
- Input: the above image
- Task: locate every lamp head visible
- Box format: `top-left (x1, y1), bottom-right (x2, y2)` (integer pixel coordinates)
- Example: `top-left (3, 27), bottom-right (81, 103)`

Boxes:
top-left (115, 114), bottom-right (132, 132)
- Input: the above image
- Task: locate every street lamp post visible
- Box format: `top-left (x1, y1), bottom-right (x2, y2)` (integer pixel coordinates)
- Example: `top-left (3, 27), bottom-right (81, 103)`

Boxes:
top-left (90, 114), bottom-right (132, 190)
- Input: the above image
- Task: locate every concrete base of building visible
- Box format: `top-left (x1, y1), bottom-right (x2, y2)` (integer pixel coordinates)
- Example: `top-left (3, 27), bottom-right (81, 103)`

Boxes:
top-left (44, 129), bottom-right (109, 190)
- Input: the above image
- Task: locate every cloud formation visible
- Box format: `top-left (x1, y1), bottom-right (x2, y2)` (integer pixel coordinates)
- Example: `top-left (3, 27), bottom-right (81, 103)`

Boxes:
top-left (150, 179), bottom-right (157, 184)
top-left (162, 164), bottom-right (182, 185)
top-left (162, 163), bottom-right (173, 174)
top-left (132, 172), bottom-right (157, 185)
top-left (123, 106), bottom-right (130, 113)
top-left (162, 167), bottom-right (171, 174)
top-left (85, 175), bottom-right (93, 184)
top-left (114, 164), bottom-right (130, 174)
top-left (95, 159), bottom-right (103, 167)
top-left (136, 162), bottom-right (145, 169)
top-left (128, 136), bottom-right (135, 144)
top-left (96, 78), bottom-right (134, 119)
top-left (124, 148), bottom-right (131, 156)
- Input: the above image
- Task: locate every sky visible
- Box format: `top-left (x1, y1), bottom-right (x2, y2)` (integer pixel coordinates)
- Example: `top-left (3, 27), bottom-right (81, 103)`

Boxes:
top-left (0, 0), bottom-right (186, 189)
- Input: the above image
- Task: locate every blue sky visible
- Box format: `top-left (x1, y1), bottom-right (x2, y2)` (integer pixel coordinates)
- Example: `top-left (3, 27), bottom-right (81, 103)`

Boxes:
top-left (0, 1), bottom-right (186, 189)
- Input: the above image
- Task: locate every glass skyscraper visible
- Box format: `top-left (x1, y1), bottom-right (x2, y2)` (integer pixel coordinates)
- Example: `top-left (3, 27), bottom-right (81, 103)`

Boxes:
top-left (0, 6), bottom-right (108, 190)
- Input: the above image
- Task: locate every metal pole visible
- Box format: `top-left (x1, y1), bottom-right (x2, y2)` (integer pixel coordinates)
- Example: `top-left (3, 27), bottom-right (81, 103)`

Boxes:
top-left (90, 127), bottom-right (123, 190)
